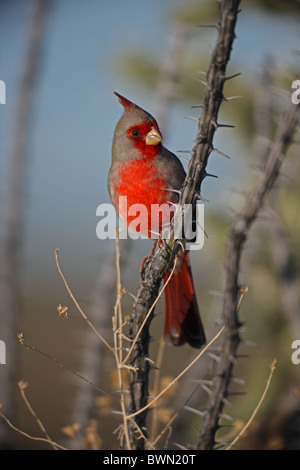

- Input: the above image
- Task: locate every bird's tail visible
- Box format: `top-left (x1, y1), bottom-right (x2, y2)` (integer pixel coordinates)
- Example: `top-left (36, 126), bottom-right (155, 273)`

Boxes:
top-left (163, 251), bottom-right (205, 348)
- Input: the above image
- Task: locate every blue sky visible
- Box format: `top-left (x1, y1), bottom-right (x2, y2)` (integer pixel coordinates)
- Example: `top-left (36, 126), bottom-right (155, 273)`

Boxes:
top-left (0, 0), bottom-right (299, 296)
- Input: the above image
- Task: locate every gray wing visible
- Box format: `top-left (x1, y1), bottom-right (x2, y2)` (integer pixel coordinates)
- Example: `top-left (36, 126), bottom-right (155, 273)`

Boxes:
top-left (156, 146), bottom-right (186, 193)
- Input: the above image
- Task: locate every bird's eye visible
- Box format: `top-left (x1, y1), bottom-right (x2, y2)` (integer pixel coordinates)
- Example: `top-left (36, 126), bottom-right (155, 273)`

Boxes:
top-left (131, 129), bottom-right (140, 137)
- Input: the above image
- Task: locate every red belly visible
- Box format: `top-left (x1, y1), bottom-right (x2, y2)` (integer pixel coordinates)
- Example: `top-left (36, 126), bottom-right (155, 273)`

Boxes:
top-left (112, 158), bottom-right (175, 238)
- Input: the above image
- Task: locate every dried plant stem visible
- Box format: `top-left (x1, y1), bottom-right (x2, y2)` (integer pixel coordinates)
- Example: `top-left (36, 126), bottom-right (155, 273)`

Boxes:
top-left (54, 249), bottom-right (114, 354)
top-left (0, 408), bottom-right (67, 450)
top-left (226, 359), bottom-right (277, 450)
top-left (112, 235), bottom-right (131, 450)
top-left (18, 381), bottom-right (58, 450)
top-left (150, 338), bottom-right (166, 443)
top-left (17, 334), bottom-right (110, 397)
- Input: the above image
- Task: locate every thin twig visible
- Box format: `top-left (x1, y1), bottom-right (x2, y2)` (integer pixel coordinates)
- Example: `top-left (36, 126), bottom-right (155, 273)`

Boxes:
top-left (226, 359), bottom-right (277, 450)
top-left (150, 338), bottom-right (166, 443)
top-left (0, 407), bottom-right (67, 450)
top-left (54, 249), bottom-right (114, 353)
top-left (17, 333), bottom-right (111, 398)
top-left (18, 381), bottom-right (58, 450)
top-left (112, 234), bottom-right (131, 450)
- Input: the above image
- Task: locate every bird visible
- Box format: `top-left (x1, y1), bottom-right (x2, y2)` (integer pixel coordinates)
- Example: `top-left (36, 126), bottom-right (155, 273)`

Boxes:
top-left (108, 92), bottom-right (205, 348)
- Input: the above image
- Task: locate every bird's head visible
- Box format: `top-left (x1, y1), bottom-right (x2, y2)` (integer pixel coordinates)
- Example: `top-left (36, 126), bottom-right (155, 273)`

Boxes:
top-left (112, 92), bottom-right (162, 160)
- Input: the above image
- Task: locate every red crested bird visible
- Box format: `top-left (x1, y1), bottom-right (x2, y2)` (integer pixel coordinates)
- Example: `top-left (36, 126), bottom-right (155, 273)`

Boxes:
top-left (108, 92), bottom-right (205, 348)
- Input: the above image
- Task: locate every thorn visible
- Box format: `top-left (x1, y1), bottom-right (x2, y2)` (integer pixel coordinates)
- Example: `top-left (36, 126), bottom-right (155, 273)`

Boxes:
top-left (196, 23), bottom-right (218, 29)
top-left (199, 383), bottom-right (212, 396)
top-left (177, 154), bottom-right (190, 163)
top-left (191, 379), bottom-right (213, 386)
top-left (145, 357), bottom-right (156, 365)
top-left (147, 394), bottom-right (156, 400)
top-left (217, 423), bottom-right (234, 431)
top-left (212, 147), bottom-right (231, 159)
top-left (229, 354), bottom-right (238, 365)
top-left (127, 292), bottom-right (137, 302)
top-left (230, 376), bottom-right (246, 385)
top-left (223, 72), bottom-right (242, 81)
top-left (214, 316), bottom-right (224, 327)
top-left (227, 391), bottom-right (247, 397)
top-left (207, 352), bottom-right (221, 363)
top-left (184, 116), bottom-right (200, 122)
top-left (175, 240), bottom-right (185, 252)
top-left (223, 95), bottom-right (243, 101)
top-left (195, 193), bottom-right (209, 203)
top-left (205, 40), bottom-right (213, 53)
top-left (191, 104), bottom-right (204, 109)
top-left (216, 123), bottom-right (235, 129)
top-left (161, 188), bottom-right (181, 195)
top-left (148, 230), bottom-right (160, 237)
top-left (174, 443), bottom-right (188, 450)
top-left (194, 77), bottom-right (207, 87)
top-left (208, 343), bottom-right (223, 353)
top-left (204, 171), bottom-right (218, 179)
top-left (183, 406), bottom-right (206, 417)
top-left (235, 354), bottom-right (249, 360)
top-left (221, 396), bottom-right (232, 407)
top-left (219, 413), bottom-right (234, 422)
top-left (214, 442), bottom-right (230, 450)
top-left (166, 200), bottom-right (178, 208)
top-left (208, 289), bottom-right (224, 297)
top-left (177, 150), bottom-right (192, 153)
top-left (241, 339), bottom-right (258, 348)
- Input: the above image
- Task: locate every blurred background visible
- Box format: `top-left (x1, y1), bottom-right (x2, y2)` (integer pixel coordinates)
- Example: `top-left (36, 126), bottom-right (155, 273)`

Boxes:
top-left (0, 0), bottom-right (300, 450)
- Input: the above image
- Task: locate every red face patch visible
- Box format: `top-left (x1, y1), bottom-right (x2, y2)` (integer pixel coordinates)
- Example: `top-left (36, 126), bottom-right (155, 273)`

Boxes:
top-left (126, 121), bottom-right (161, 157)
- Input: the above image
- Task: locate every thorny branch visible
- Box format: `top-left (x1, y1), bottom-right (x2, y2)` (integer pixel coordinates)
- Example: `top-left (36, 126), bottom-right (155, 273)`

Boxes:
top-left (127, 0), bottom-right (241, 449)
top-left (197, 100), bottom-right (300, 450)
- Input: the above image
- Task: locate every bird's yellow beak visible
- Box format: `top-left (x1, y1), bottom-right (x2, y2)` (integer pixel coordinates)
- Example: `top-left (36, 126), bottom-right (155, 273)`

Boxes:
top-left (145, 126), bottom-right (162, 145)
